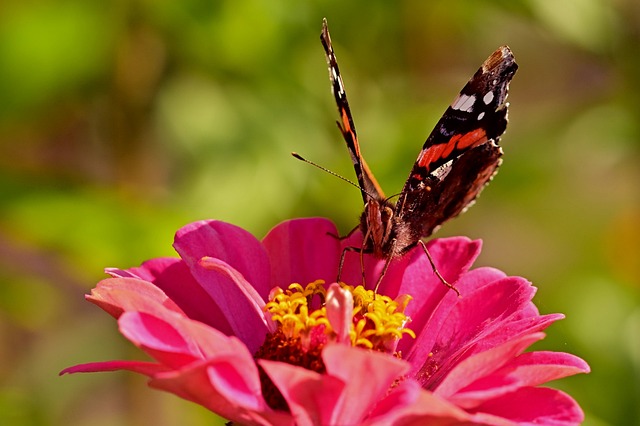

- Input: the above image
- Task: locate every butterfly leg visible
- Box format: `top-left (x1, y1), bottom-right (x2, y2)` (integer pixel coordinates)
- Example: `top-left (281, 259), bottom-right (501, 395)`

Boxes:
top-left (419, 240), bottom-right (461, 297)
top-left (337, 226), bottom-right (371, 287)
top-left (359, 244), bottom-right (366, 288)
top-left (373, 255), bottom-right (393, 294)
top-left (326, 224), bottom-right (359, 241)
top-left (372, 236), bottom-right (399, 294)
top-left (358, 227), bottom-right (374, 287)
top-left (337, 245), bottom-right (360, 284)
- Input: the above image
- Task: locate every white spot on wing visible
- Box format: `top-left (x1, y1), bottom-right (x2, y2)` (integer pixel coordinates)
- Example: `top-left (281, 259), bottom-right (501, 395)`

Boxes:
top-left (451, 94), bottom-right (475, 112)
top-left (333, 73), bottom-right (345, 95)
top-left (431, 159), bottom-right (453, 180)
top-left (477, 112), bottom-right (485, 120)
top-left (483, 91), bottom-right (494, 105)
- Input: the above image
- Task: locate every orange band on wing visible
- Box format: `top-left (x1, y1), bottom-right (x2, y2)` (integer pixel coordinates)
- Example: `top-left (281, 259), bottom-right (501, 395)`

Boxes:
top-left (418, 143), bottom-right (445, 168)
top-left (456, 128), bottom-right (487, 149)
top-left (418, 136), bottom-right (458, 169)
top-left (341, 109), bottom-right (360, 155)
top-left (417, 129), bottom-right (488, 171)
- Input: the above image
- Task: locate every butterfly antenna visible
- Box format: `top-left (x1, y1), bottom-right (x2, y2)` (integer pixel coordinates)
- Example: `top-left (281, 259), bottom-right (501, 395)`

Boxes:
top-left (386, 192), bottom-right (403, 202)
top-left (291, 152), bottom-right (378, 200)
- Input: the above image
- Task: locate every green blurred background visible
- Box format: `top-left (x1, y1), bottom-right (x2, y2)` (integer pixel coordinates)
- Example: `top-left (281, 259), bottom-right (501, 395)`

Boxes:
top-left (0, 0), bottom-right (638, 425)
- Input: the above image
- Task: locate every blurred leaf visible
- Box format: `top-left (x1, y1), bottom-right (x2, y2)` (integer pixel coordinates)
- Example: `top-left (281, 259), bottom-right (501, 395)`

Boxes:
top-left (0, 180), bottom-right (186, 276)
top-left (528, 0), bottom-right (619, 52)
top-left (0, 1), bottom-right (112, 120)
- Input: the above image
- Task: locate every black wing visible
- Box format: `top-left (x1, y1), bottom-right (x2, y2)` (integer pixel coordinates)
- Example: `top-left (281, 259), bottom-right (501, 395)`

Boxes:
top-left (394, 46), bottom-right (517, 240)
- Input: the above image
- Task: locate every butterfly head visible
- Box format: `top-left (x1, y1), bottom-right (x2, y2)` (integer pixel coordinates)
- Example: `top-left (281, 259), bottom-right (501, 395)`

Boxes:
top-left (360, 198), bottom-right (396, 258)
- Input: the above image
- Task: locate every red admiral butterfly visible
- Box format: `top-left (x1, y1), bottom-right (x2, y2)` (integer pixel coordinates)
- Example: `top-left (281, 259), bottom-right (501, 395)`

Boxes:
top-left (306, 19), bottom-right (517, 294)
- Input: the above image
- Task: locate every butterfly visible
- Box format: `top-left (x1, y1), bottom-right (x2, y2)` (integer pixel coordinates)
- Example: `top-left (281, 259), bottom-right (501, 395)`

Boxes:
top-left (314, 19), bottom-right (517, 294)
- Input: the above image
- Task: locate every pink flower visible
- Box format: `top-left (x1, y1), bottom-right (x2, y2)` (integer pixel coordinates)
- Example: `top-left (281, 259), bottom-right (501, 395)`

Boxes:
top-left (61, 218), bottom-right (589, 425)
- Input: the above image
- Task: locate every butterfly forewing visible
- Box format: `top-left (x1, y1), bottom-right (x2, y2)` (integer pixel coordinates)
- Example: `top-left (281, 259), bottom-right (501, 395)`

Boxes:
top-left (320, 19), bottom-right (386, 203)
top-left (402, 46), bottom-right (516, 183)
top-left (393, 46), bottom-right (518, 248)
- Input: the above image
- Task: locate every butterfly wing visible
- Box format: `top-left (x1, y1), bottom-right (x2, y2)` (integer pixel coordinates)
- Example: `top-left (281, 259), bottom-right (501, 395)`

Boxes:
top-left (321, 19), bottom-right (385, 203)
top-left (394, 46), bottom-right (518, 240)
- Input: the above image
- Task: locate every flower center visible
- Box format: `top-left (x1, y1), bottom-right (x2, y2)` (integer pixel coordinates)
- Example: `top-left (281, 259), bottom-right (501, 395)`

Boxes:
top-left (254, 280), bottom-right (415, 410)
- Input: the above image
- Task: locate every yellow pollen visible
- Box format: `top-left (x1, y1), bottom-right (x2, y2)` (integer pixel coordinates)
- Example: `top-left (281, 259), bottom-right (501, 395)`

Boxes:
top-left (264, 280), bottom-right (415, 353)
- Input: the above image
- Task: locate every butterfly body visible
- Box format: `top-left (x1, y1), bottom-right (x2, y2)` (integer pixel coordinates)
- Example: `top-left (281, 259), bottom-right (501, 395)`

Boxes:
top-left (320, 19), bottom-right (517, 290)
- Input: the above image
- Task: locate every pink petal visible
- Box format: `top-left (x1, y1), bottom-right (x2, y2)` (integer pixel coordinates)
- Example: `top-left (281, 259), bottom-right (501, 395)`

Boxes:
top-left (117, 310), bottom-right (272, 422)
top-left (465, 412), bottom-right (518, 426)
top-left (457, 351), bottom-right (590, 403)
top-left (65, 279), bottom-right (264, 400)
top-left (397, 237), bottom-right (483, 302)
top-left (106, 257), bottom-right (178, 281)
top-left (325, 283), bottom-right (353, 344)
top-left (398, 239), bottom-right (486, 351)
top-left (471, 387), bottom-right (585, 425)
top-left (506, 351), bottom-right (590, 382)
top-left (409, 276), bottom-right (538, 387)
top-left (174, 224), bottom-right (273, 351)
top-left (366, 383), bottom-right (475, 426)
top-left (322, 344), bottom-right (411, 425)
top-left (402, 266), bottom-right (506, 367)
top-left (174, 219), bottom-right (272, 298)
top-left (259, 345), bottom-right (411, 426)
top-left (198, 256), bottom-right (275, 344)
top-left (119, 308), bottom-right (260, 368)
top-left (471, 312), bottom-right (565, 356)
top-left (118, 312), bottom-right (201, 368)
top-left (110, 257), bottom-right (234, 335)
top-left (436, 332), bottom-right (545, 402)
top-left (174, 230), bottom-right (270, 352)
top-left (151, 360), bottom-right (292, 426)
top-left (87, 277), bottom-right (185, 319)
top-left (364, 379), bottom-right (422, 420)
top-left (205, 356), bottom-right (264, 410)
top-left (338, 236), bottom-right (481, 296)
top-left (60, 360), bottom-right (169, 377)
top-left (259, 359), bottom-right (344, 426)
top-left (262, 218), bottom-right (341, 288)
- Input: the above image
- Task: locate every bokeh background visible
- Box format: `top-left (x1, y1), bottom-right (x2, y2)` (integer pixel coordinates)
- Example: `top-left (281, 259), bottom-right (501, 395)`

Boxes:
top-left (1, 0), bottom-right (638, 425)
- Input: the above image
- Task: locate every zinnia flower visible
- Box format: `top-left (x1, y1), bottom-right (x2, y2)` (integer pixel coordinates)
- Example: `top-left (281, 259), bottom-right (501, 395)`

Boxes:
top-left (61, 218), bottom-right (589, 425)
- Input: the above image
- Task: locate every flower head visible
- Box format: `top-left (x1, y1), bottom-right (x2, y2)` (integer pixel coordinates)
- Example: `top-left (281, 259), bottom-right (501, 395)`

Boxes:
top-left (61, 218), bottom-right (589, 425)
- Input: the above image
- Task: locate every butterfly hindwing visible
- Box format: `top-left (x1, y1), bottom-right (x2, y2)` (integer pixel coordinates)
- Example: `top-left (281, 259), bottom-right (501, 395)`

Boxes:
top-left (395, 141), bottom-right (503, 243)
